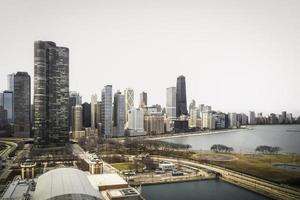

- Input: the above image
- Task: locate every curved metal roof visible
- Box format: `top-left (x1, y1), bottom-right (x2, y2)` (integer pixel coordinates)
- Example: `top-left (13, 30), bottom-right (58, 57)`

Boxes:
top-left (33, 168), bottom-right (103, 200)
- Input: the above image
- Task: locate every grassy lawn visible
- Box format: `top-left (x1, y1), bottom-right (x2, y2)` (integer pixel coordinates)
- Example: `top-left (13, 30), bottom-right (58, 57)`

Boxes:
top-left (207, 153), bottom-right (300, 186)
top-left (111, 162), bottom-right (135, 171)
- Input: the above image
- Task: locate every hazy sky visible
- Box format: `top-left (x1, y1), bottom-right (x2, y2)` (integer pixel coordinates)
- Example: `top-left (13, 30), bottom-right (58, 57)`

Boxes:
top-left (0, 0), bottom-right (299, 116)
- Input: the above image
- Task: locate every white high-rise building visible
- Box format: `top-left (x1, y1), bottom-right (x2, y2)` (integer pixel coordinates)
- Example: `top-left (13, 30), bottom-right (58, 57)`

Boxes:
top-left (249, 111), bottom-right (256, 125)
top-left (128, 108), bottom-right (144, 132)
top-left (124, 88), bottom-right (134, 125)
top-left (91, 94), bottom-right (97, 129)
top-left (202, 112), bottom-right (215, 129)
top-left (166, 87), bottom-right (176, 120)
top-left (101, 85), bottom-right (113, 137)
top-left (189, 108), bottom-right (198, 128)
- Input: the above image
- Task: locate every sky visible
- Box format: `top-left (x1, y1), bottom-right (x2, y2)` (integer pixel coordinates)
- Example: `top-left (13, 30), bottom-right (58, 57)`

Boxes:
top-left (0, 0), bottom-right (299, 116)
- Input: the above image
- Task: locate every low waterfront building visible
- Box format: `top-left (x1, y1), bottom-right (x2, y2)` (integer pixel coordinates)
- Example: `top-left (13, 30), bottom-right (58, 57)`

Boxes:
top-left (158, 161), bottom-right (176, 171)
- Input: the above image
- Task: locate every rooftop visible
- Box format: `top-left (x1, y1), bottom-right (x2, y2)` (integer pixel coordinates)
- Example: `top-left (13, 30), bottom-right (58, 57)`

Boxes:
top-left (2, 178), bottom-right (34, 199)
top-left (88, 173), bottom-right (128, 191)
top-left (33, 168), bottom-right (103, 200)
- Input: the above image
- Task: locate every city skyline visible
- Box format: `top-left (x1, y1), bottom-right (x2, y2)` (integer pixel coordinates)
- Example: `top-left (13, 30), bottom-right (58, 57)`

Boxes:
top-left (0, 0), bottom-right (300, 116)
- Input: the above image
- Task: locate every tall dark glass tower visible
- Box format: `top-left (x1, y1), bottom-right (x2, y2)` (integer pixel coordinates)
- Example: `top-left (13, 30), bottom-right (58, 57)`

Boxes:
top-left (34, 41), bottom-right (69, 145)
top-left (82, 102), bottom-right (91, 128)
top-left (176, 75), bottom-right (188, 117)
top-left (113, 91), bottom-right (125, 137)
top-left (13, 72), bottom-right (31, 138)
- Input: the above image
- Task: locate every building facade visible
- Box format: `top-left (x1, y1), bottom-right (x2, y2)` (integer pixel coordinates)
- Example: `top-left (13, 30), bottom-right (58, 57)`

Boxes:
top-left (101, 85), bottom-right (112, 137)
top-left (3, 90), bottom-right (13, 123)
top-left (189, 99), bottom-right (196, 115)
top-left (229, 113), bottom-right (238, 128)
top-left (127, 108), bottom-right (145, 134)
top-left (144, 113), bottom-right (164, 135)
top-left (166, 87), bottom-right (176, 120)
top-left (95, 101), bottom-right (102, 129)
top-left (113, 92), bottom-right (125, 137)
top-left (13, 72), bottom-right (31, 137)
top-left (91, 94), bottom-right (97, 129)
top-left (176, 75), bottom-right (188, 117)
top-left (139, 91), bottom-right (147, 108)
top-left (82, 102), bottom-right (91, 128)
top-left (0, 92), bottom-right (3, 107)
top-left (72, 105), bottom-right (82, 132)
top-left (34, 41), bottom-right (69, 145)
top-left (69, 91), bottom-right (82, 131)
top-left (7, 73), bottom-right (15, 91)
top-left (124, 88), bottom-right (134, 125)
top-left (249, 111), bottom-right (256, 125)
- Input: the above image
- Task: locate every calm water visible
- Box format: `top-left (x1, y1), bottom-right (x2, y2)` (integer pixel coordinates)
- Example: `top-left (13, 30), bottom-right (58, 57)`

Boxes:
top-left (162, 125), bottom-right (300, 153)
top-left (142, 180), bottom-right (270, 200)
top-left (273, 164), bottom-right (300, 172)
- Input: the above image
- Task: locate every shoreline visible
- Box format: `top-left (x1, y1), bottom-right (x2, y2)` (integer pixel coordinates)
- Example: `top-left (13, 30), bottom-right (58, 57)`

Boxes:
top-left (146, 128), bottom-right (251, 141)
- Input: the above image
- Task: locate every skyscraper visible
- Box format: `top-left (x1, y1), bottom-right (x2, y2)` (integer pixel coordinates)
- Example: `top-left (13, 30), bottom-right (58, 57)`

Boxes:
top-left (72, 105), bottom-right (82, 132)
top-left (166, 87), bottom-right (176, 120)
top-left (282, 111), bottom-right (287, 124)
top-left (95, 101), bottom-right (102, 129)
top-left (0, 92), bottom-right (3, 107)
top-left (139, 91), bottom-right (147, 108)
top-left (249, 111), bottom-right (256, 125)
top-left (113, 91), bottom-right (125, 137)
top-left (91, 94), bottom-right (97, 129)
top-left (124, 88), bottom-right (134, 124)
top-left (127, 108), bottom-right (145, 135)
top-left (13, 72), bottom-right (31, 137)
top-left (202, 112), bottom-right (215, 130)
top-left (82, 102), bottom-right (91, 128)
top-left (69, 91), bottom-right (82, 105)
top-left (229, 113), bottom-right (238, 128)
top-left (176, 75), bottom-right (188, 117)
top-left (189, 99), bottom-right (196, 114)
top-left (69, 91), bottom-right (82, 130)
top-left (34, 41), bottom-right (69, 145)
top-left (7, 73), bottom-right (15, 91)
top-left (3, 90), bottom-right (13, 123)
top-left (101, 85), bottom-right (112, 137)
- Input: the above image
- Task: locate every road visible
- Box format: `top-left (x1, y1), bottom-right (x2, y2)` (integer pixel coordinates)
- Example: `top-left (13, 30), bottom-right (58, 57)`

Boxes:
top-left (0, 140), bottom-right (17, 159)
top-left (152, 156), bottom-right (300, 200)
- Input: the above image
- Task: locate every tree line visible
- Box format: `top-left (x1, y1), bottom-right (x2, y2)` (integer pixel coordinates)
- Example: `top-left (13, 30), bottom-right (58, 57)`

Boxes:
top-left (255, 145), bottom-right (281, 154)
top-left (210, 144), bottom-right (282, 154)
top-left (210, 144), bottom-right (234, 153)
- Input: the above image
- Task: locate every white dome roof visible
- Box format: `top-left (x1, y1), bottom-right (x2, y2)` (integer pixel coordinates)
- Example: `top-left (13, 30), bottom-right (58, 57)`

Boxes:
top-left (33, 168), bottom-right (103, 200)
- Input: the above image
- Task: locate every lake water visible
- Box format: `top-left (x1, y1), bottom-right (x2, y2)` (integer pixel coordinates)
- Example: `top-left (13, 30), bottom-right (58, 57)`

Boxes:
top-left (273, 164), bottom-right (300, 172)
top-left (161, 125), bottom-right (300, 153)
top-left (141, 180), bottom-right (271, 200)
